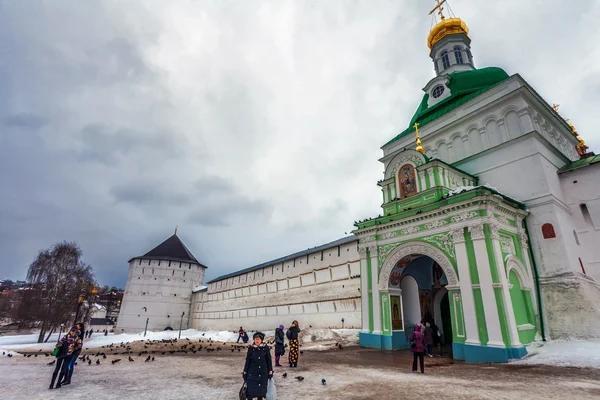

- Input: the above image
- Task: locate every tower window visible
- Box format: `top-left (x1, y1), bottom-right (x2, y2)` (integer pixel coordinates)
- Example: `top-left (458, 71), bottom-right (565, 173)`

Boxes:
top-left (432, 85), bottom-right (445, 98)
top-left (454, 47), bottom-right (464, 64)
top-left (467, 49), bottom-right (473, 63)
top-left (581, 204), bottom-right (595, 228)
top-left (441, 51), bottom-right (450, 69)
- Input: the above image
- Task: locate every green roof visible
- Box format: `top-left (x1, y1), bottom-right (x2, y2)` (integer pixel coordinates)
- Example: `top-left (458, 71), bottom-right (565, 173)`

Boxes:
top-left (384, 67), bottom-right (510, 147)
top-left (558, 153), bottom-right (600, 173)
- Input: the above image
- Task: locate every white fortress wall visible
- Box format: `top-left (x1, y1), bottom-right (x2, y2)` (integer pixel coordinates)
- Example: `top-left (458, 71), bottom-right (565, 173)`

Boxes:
top-left (191, 238), bottom-right (361, 331)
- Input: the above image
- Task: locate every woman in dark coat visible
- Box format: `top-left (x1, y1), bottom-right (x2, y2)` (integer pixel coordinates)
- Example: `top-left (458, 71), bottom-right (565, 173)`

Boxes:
top-left (242, 332), bottom-right (273, 400)
top-left (274, 324), bottom-right (285, 367)
top-left (286, 320), bottom-right (301, 368)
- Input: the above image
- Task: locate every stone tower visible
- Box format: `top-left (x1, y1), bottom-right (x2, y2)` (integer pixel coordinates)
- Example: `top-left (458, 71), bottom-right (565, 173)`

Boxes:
top-left (116, 232), bottom-right (207, 333)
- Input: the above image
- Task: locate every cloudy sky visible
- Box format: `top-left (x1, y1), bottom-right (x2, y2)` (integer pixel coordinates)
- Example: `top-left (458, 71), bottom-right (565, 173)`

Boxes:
top-left (1, 0), bottom-right (599, 287)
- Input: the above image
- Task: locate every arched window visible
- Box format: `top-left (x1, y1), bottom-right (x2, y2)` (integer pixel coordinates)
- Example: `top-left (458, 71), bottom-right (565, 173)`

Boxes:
top-left (454, 47), bottom-right (464, 64)
top-left (542, 223), bottom-right (556, 239)
top-left (441, 51), bottom-right (450, 69)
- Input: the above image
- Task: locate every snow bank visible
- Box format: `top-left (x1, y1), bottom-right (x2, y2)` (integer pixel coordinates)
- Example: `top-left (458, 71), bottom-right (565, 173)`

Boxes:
top-left (514, 340), bottom-right (600, 368)
top-left (447, 183), bottom-right (499, 197)
top-left (300, 328), bottom-right (359, 350)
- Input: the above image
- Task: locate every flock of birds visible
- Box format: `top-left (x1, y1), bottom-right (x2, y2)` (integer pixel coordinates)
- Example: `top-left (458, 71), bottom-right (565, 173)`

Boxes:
top-left (4, 334), bottom-right (347, 387)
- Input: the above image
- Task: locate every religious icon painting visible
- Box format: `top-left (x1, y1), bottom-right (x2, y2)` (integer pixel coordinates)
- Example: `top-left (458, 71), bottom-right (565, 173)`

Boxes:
top-left (398, 164), bottom-right (417, 198)
top-left (391, 296), bottom-right (403, 330)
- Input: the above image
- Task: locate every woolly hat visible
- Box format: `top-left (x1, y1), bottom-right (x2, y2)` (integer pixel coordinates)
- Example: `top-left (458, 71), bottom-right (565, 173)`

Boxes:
top-left (253, 332), bottom-right (265, 340)
top-left (279, 325), bottom-right (284, 329)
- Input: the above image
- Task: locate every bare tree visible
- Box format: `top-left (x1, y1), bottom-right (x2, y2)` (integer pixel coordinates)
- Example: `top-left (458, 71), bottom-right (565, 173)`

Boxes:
top-left (23, 241), bottom-right (97, 343)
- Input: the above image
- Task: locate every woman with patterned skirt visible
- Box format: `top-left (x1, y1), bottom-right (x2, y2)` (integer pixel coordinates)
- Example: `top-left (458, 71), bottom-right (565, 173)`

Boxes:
top-left (286, 320), bottom-right (301, 368)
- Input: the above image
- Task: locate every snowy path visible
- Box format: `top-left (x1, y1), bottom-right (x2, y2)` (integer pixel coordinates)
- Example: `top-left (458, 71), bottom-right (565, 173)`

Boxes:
top-left (2, 347), bottom-right (600, 400)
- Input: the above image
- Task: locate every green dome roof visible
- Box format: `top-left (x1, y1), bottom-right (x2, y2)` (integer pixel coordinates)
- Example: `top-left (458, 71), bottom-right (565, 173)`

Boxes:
top-left (384, 67), bottom-right (510, 147)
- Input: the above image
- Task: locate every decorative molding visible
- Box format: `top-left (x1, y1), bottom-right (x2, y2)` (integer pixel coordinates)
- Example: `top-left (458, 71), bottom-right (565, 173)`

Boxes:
top-left (358, 248), bottom-right (368, 258)
top-left (400, 225), bottom-right (421, 236)
top-left (378, 242), bottom-right (403, 266)
top-left (519, 232), bottom-right (529, 249)
top-left (380, 231), bottom-right (397, 240)
top-left (359, 235), bottom-right (376, 244)
top-left (367, 245), bottom-right (379, 258)
top-left (387, 154), bottom-right (426, 179)
top-left (450, 228), bottom-right (465, 243)
top-left (422, 233), bottom-right (455, 259)
top-left (424, 219), bottom-right (448, 230)
top-left (500, 235), bottom-right (515, 255)
top-left (505, 255), bottom-right (532, 289)
top-left (451, 211), bottom-right (479, 223)
top-left (469, 224), bottom-right (485, 240)
top-left (378, 242), bottom-right (458, 290)
top-left (489, 223), bottom-right (500, 240)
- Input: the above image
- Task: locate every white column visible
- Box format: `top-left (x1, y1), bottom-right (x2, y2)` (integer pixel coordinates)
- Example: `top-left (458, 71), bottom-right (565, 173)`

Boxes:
top-left (490, 224), bottom-right (522, 347)
top-left (369, 245), bottom-right (381, 334)
top-left (452, 228), bottom-right (480, 345)
top-left (359, 248), bottom-right (370, 333)
top-left (469, 224), bottom-right (505, 347)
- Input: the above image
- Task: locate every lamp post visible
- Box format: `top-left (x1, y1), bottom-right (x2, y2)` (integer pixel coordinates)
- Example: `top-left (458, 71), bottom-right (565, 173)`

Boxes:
top-left (144, 318), bottom-right (149, 337)
top-left (178, 312), bottom-right (185, 339)
top-left (73, 295), bottom-right (85, 324)
top-left (57, 323), bottom-right (65, 343)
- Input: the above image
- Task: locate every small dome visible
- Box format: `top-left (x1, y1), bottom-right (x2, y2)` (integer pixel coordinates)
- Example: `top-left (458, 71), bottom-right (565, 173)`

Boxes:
top-left (427, 18), bottom-right (469, 49)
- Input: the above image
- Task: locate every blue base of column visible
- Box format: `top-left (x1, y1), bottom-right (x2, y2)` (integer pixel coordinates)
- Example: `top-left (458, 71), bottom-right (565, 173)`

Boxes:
top-left (509, 346), bottom-right (528, 359)
top-left (359, 332), bottom-right (383, 349)
top-left (452, 342), bottom-right (465, 360)
top-left (360, 332), bottom-right (408, 350)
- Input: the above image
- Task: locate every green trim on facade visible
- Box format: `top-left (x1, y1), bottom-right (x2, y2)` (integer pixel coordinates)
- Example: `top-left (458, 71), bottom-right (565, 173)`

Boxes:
top-left (434, 166), bottom-right (441, 186)
top-left (494, 287), bottom-right (511, 347)
top-left (367, 255), bottom-right (373, 332)
top-left (464, 228), bottom-right (480, 285)
top-left (449, 290), bottom-right (466, 343)
top-left (509, 271), bottom-right (537, 344)
top-left (484, 224), bottom-right (500, 284)
top-left (381, 292), bottom-right (392, 335)
top-left (472, 289), bottom-right (489, 345)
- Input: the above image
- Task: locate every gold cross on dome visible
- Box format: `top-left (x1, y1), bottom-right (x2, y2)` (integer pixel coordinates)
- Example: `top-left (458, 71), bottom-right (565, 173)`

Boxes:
top-left (429, 0), bottom-right (447, 20)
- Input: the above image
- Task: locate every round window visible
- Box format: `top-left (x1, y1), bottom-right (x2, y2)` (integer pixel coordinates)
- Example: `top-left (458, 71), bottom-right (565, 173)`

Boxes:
top-left (432, 85), bottom-right (445, 99)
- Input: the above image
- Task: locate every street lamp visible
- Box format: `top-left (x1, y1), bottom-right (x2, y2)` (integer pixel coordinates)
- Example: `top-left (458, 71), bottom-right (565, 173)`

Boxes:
top-left (57, 323), bottom-right (65, 343)
top-left (73, 295), bottom-right (85, 324)
top-left (178, 312), bottom-right (185, 339)
top-left (144, 318), bottom-right (149, 337)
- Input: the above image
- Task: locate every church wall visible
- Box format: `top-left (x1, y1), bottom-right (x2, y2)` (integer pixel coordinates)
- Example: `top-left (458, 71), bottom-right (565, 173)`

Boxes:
top-left (117, 258), bottom-right (206, 333)
top-left (559, 165), bottom-right (600, 282)
top-left (191, 240), bottom-right (361, 331)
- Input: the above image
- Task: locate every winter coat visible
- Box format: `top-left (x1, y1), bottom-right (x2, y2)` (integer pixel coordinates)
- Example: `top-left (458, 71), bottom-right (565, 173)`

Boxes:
top-left (424, 326), bottom-right (434, 345)
top-left (243, 344), bottom-right (273, 397)
top-left (57, 329), bottom-right (83, 357)
top-left (286, 326), bottom-right (300, 341)
top-left (275, 328), bottom-right (285, 356)
top-left (409, 328), bottom-right (426, 353)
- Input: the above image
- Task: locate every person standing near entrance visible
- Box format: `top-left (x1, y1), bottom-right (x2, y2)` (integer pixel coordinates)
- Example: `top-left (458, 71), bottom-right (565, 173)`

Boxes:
top-left (286, 320), bottom-right (301, 368)
top-left (242, 332), bottom-right (273, 400)
top-left (424, 322), bottom-right (434, 357)
top-left (237, 327), bottom-right (245, 343)
top-left (410, 324), bottom-right (426, 374)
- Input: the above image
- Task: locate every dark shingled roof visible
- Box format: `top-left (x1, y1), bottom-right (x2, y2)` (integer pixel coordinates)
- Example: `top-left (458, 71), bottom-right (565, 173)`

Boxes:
top-left (129, 234), bottom-right (206, 267)
top-left (206, 236), bottom-right (357, 284)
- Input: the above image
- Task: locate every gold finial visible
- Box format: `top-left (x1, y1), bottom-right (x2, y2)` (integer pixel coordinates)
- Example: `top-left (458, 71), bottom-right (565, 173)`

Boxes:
top-left (576, 136), bottom-right (589, 156)
top-left (429, 0), bottom-right (447, 20)
top-left (414, 122), bottom-right (425, 154)
top-left (552, 103), bottom-right (560, 112)
top-left (175, 226), bottom-right (178, 234)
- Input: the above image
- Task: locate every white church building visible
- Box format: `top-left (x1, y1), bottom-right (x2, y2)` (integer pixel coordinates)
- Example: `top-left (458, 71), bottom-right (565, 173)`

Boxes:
top-left (117, 6), bottom-right (600, 362)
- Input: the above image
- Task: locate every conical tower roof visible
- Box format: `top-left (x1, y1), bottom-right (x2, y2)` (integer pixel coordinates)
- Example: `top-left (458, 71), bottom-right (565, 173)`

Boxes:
top-left (130, 233), bottom-right (206, 267)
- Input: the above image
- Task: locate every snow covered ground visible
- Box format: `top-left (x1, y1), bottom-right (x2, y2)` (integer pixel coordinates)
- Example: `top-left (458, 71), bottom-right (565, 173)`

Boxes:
top-left (514, 340), bottom-right (600, 368)
top-left (2, 346), bottom-right (599, 399)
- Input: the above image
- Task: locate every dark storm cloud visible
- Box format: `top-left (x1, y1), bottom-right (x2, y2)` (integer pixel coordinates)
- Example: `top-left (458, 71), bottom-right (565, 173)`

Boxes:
top-left (0, 0), bottom-right (598, 288)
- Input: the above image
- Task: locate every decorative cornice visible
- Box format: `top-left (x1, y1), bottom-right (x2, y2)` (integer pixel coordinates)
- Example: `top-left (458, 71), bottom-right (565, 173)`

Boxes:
top-left (489, 223), bottom-right (500, 240)
top-left (450, 228), bottom-right (465, 243)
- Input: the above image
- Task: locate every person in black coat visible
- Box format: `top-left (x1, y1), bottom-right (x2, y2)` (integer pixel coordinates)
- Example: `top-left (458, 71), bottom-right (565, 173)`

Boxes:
top-left (274, 324), bottom-right (285, 367)
top-left (242, 332), bottom-right (273, 400)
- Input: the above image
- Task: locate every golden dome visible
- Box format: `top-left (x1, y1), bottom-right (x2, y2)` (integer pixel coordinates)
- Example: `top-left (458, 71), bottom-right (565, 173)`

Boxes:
top-left (427, 18), bottom-right (469, 49)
